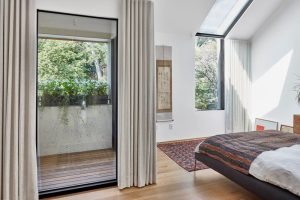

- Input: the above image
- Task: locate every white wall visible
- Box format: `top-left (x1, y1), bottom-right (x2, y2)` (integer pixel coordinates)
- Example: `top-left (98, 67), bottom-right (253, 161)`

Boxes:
top-left (154, 0), bottom-right (225, 142)
top-left (228, 0), bottom-right (283, 40)
top-left (155, 32), bottom-right (225, 142)
top-left (251, 0), bottom-right (300, 126)
top-left (37, 0), bottom-right (225, 143)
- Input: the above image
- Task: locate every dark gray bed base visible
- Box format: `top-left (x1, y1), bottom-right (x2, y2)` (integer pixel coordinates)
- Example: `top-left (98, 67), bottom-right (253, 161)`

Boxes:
top-left (195, 152), bottom-right (300, 200)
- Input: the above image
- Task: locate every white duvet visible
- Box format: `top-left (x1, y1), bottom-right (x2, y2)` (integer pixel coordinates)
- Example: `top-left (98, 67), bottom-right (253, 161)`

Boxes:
top-left (249, 144), bottom-right (300, 196)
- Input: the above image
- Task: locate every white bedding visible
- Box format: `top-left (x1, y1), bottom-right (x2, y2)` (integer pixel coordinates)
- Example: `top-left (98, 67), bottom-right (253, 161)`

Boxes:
top-left (249, 144), bottom-right (300, 196)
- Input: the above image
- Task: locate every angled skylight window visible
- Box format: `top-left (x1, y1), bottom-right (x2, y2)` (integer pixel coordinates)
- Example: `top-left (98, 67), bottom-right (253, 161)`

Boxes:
top-left (199, 0), bottom-right (251, 36)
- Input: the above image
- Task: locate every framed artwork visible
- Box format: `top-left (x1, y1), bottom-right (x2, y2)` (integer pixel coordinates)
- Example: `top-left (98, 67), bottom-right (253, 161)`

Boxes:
top-left (280, 125), bottom-right (294, 133)
top-left (156, 60), bottom-right (172, 112)
top-left (156, 45), bottom-right (173, 121)
top-left (255, 118), bottom-right (278, 131)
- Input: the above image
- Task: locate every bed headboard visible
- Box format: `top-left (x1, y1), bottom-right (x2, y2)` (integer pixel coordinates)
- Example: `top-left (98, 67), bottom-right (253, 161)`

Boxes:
top-left (294, 115), bottom-right (300, 134)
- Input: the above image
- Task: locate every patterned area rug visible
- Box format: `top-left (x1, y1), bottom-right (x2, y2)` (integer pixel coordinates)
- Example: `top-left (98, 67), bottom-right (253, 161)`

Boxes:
top-left (157, 138), bottom-right (209, 172)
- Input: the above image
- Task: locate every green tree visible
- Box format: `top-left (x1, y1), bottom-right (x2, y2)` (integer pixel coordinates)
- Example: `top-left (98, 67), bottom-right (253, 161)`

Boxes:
top-left (38, 39), bottom-right (110, 105)
top-left (38, 39), bottom-right (108, 82)
top-left (39, 39), bottom-right (87, 81)
top-left (84, 42), bottom-right (108, 81)
top-left (195, 37), bottom-right (219, 110)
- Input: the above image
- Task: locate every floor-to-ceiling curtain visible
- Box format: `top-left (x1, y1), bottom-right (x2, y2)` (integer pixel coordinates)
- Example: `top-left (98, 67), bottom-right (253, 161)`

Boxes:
top-left (118, 0), bottom-right (156, 189)
top-left (225, 39), bottom-right (252, 133)
top-left (0, 0), bottom-right (38, 199)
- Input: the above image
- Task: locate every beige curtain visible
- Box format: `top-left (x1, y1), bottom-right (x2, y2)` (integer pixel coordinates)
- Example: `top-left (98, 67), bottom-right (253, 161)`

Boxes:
top-left (0, 0), bottom-right (38, 199)
top-left (118, 0), bottom-right (156, 189)
top-left (225, 39), bottom-right (252, 133)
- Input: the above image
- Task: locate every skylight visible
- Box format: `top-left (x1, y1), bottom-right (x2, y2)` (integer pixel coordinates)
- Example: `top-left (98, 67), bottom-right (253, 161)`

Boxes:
top-left (199, 0), bottom-right (251, 36)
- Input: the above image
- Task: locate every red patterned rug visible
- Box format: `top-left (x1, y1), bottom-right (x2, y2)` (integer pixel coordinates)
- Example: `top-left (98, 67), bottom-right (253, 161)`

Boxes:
top-left (157, 138), bottom-right (209, 172)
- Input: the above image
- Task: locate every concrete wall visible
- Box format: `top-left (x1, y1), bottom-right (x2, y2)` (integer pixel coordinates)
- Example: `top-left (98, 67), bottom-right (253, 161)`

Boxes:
top-left (251, 0), bottom-right (300, 126)
top-left (38, 105), bottom-right (112, 156)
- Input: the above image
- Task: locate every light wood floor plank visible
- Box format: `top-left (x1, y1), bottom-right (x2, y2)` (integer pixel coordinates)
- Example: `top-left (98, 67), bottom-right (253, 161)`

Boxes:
top-left (43, 149), bottom-right (261, 200)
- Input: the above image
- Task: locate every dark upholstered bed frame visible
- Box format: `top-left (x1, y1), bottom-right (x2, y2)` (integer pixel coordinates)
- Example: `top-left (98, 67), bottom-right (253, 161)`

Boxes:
top-left (195, 152), bottom-right (300, 200)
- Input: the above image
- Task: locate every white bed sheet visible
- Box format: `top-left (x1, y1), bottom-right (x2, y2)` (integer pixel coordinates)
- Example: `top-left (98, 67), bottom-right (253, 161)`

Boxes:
top-left (249, 144), bottom-right (300, 196)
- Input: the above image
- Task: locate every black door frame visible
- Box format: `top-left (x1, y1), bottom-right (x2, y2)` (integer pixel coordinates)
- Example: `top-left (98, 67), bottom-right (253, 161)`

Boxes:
top-left (36, 10), bottom-right (118, 198)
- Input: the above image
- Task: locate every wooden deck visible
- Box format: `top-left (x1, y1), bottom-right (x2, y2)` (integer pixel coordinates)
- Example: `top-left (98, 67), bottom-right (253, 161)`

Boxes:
top-left (38, 149), bottom-right (116, 192)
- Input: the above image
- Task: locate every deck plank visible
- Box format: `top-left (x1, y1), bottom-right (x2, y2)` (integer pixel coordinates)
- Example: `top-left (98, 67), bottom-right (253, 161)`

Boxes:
top-left (38, 149), bottom-right (116, 192)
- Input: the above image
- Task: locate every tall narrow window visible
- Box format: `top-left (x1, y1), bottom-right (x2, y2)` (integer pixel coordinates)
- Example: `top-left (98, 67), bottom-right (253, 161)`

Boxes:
top-left (37, 11), bottom-right (118, 195)
top-left (195, 36), bottom-right (224, 110)
top-left (195, 0), bottom-right (252, 110)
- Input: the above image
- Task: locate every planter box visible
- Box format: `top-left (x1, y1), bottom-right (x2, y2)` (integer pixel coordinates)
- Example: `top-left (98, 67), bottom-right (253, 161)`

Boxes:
top-left (87, 95), bottom-right (110, 105)
top-left (40, 95), bottom-right (110, 106)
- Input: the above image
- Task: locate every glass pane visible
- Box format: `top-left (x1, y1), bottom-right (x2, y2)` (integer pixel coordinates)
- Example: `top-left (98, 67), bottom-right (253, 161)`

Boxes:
top-left (199, 0), bottom-right (250, 35)
top-left (37, 12), bottom-right (117, 193)
top-left (195, 37), bottom-right (222, 110)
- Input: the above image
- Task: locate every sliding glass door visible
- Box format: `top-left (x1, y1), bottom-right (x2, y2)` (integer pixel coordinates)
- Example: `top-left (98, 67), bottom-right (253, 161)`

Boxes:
top-left (37, 11), bottom-right (117, 195)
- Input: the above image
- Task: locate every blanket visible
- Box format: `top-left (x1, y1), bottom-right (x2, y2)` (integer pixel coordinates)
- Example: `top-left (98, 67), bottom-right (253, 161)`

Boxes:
top-left (197, 131), bottom-right (300, 174)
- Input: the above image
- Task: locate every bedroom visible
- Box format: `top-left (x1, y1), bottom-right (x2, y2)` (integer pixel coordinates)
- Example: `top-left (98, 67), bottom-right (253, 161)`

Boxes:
top-left (1, 0), bottom-right (300, 199)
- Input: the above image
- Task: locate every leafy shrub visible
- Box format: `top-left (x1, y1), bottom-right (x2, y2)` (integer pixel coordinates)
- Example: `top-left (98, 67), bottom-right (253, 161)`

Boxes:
top-left (38, 79), bottom-right (109, 106)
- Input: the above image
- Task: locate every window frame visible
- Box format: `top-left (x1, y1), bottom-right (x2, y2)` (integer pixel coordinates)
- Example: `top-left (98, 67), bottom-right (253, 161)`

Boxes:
top-left (37, 10), bottom-right (119, 198)
top-left (195, 33), bottom-right (225, 111)
top-left (194, 0), bottom-right (253, 111)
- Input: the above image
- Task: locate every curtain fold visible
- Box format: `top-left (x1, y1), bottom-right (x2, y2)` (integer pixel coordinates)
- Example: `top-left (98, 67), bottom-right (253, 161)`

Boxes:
top-left (118, 0), bottom-right (156, 189)
top-left (225, 39), bottom-right (252, 133)
top-left (0, 0), bottom-right (38, 199)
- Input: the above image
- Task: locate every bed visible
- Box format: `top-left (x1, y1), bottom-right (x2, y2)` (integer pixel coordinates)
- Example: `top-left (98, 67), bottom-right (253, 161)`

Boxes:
top-left (195, 130), bottom-right (300, 200)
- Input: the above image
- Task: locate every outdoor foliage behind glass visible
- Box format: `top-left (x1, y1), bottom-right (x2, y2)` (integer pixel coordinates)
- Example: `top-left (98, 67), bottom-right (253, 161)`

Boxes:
top-left (195, 37), bottom-right (219, 110)
top-left (38, 39), bottom-right (110, 106)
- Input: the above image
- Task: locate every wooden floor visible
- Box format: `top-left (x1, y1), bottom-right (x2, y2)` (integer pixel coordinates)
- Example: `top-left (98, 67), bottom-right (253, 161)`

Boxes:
top-left (43, 149), bottom-right (261, 200)
top-left (38, 149), bottom-right (116, 192)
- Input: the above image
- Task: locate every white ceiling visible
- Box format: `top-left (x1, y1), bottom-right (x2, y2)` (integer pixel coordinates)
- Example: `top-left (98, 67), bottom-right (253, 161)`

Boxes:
top-left (153, 0), bottom-right (285, 40)
top-left (37, 0), bottom-right (287, 41)
top-left (227, 0), bottom-right (284, 40)
top-left (154, 0), bottom-right (215, 35)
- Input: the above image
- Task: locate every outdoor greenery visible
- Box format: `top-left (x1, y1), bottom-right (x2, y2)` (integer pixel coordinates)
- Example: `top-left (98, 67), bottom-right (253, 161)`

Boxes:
top-left (38, 39), bottom-right (110, 106)
top-left (39, 79), bottom-right (109, 106)
top-left (195, 37), bottom-right (219, 110)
